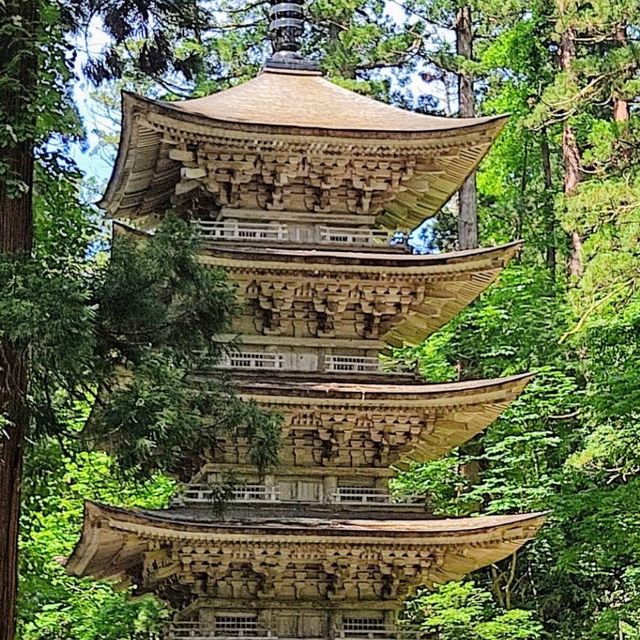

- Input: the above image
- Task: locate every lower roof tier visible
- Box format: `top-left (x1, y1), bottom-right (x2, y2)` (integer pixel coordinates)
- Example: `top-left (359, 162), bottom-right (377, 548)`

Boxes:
top-left (217, 373), bottom-right (533, 467)
top-left (67, 502), bottom-right (544, 603)
top-left (197, 241), bottom-right (521, 347)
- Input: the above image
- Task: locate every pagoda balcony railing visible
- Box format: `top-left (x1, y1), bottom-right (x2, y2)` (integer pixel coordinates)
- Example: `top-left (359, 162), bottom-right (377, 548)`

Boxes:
top-left (324, 355), bottom-right (386, 374)
top-left (168, 622), bottom-right (273, 640)
top-left (195, 220), bottom-right (288, 242)
top-left (217, 352), bottom-right (404, 375)
top-left (219, 352), bottom-right (285, 370)
top-left (331, 488), bottom-right (423, 505)
top-left (193, 220), bottom-right (391, 247)
top-left (338, 628), bottom-right (426, 640)
top-left (177, 484), bottom-right (422, 507)
top-left (180, 484), bottom-right (281, 504)
top-left (318, 226), bottom-right (390, 246)
top-left (167, 623), bottom-right (424, 640)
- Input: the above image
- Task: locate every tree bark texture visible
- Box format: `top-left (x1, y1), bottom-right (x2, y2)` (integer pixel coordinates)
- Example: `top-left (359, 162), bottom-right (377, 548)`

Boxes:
top-left (540, 128), bottom-right (556, 276)
top-left (613, 27), bottom-right (629, 123)
top-left (562, 121), bottom-right (583, 278)
top-left (0, 1), bottom-right (38, 638)
top-left (558, 20), bottom-right (583, 278)
top-left (456, 5), bottom-right (478, 250)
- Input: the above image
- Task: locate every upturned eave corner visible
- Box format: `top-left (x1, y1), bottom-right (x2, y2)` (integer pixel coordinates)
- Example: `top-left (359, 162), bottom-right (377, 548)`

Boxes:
top-left (65, 500), bottom-right (105, 578)
top-left (96, 77), bottom-right (510, 223)
top-left (382, 240), bottom-right (523, 347)
top-left (96, 91), bottom-right (142, 214)
top-left (233, 372), bottom-right (534, 467)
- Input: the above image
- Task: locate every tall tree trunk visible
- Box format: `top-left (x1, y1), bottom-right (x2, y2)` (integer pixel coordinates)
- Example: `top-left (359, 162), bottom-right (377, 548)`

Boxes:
top-left (558, 21), bottom-right (583, 278)
top-left (0, 2), bottom-right (38, 638)
top-left (456, 5), bottom-right (477, 250)
top-left (540, 128), bottom-right (556, 277)
top-left (613, 26), bottom-right (629, 123)
top-left (562, 123), bottom-right (582, 278)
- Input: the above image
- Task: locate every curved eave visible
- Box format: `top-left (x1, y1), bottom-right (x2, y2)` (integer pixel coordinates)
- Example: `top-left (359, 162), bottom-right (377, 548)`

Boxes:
top-left (99, 90), bottom-right (507, 225)
top-left (67, 501), bottom-right (545, 584)
top-left (130, 84), bottom-right (508, 140)
top-left (199, 240), bottom-right (522, 270)
top-left (198, 240), bottom-right (522, 347)
top-left (112, 223), bottom-right (520, 346)
top-left (98, 92), bottom-right (181, 216)
top-left (233, 372), bottom-right (533, 400)
top-left (234, 373), bottom-right (533, 463)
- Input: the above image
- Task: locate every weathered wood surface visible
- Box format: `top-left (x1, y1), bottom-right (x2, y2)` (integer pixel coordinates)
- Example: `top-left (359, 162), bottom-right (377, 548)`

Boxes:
top-left (66, 502), bottom-right (545, 605)
top-left (99, 81), bottom-right (506, 229)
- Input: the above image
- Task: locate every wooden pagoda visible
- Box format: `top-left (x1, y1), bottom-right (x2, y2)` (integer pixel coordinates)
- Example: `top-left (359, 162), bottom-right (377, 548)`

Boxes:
top-left (68, 6), bottom-right (544, 638)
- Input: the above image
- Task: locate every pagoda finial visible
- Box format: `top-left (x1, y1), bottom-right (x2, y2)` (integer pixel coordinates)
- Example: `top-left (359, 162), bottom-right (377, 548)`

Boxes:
top-left (265, 0), bottom-right (320, 71)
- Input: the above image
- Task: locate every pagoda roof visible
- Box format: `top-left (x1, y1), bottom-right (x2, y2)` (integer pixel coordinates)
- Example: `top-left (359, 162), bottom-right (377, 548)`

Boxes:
top-left (234, 372), bottom-right (532, 398)
top-left (148, 69), bottom-right (504, 135)
top-left (233, 373), bottom-right (532, 464)
top-left (66, 501), bottom-right (545, 588)
top-left (200, 240), bottom-right (521, 269)
top-left (112, 222), bottom-right (519, 346)
top-left (100, 68), bottom-right (507, 227)
top-left (198, 240), bottom-right (521, 347)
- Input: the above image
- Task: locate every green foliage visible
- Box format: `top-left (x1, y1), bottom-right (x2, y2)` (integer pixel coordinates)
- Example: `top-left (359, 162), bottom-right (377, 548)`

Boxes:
top-left (1, 201), bottom-right (281, 478)
top-left (18, 436), bottom-right (172, 639)
top-left (390, 458), bottom-right (462, 515)
top-left (403, 582), bottom-right (542, 640)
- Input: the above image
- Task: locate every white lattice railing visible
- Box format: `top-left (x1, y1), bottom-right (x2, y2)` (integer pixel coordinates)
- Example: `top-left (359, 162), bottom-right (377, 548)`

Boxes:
top-left (193, 220), bottom-right (391, 247)
top-left (324, 355), bottom-right (384, 373)
top-left (181, 484), bottom-right (280, 504)
top-left (178, 484), bottom-right (421, 506)
top-left (219, 352), bottom-right (285, 370)
top-left (195, 220), bottom-right (288, 241)
top-left (331, 488), bottom-right (423, 505)
top-left (318, 226), bottom-right (390, 246)
top-left (217, 351), bottom-right (404, 375)
top-left (168, 621), bottom-right (272, 640)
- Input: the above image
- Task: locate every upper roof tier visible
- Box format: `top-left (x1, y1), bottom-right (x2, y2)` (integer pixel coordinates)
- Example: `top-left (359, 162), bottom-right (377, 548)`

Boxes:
top-left (100, 68), bottom-right (507, 228)
top-left (157, 69), bottom-right (502, 133)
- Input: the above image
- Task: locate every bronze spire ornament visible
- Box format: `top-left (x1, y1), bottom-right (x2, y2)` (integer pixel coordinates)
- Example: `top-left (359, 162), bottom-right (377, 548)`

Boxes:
top-left (265, 0), bottom-right (320, 70)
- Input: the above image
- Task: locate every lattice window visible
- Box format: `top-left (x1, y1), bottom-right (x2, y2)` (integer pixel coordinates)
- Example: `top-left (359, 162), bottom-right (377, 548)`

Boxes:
top-left (342, 617), bottom-right (385, 633)
top-left (215, 615), bottom-right (259, 636)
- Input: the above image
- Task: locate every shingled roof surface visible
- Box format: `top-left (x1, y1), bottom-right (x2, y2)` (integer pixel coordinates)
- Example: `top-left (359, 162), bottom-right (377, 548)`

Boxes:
top-left (100, 68), bottom-right (508, 224)
top-left (158, 68), bottom-right (506, 134)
